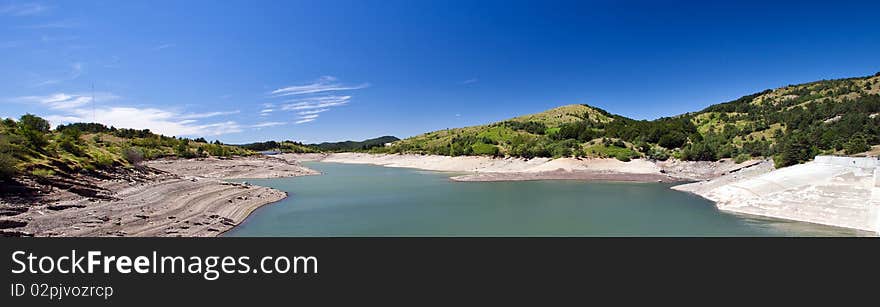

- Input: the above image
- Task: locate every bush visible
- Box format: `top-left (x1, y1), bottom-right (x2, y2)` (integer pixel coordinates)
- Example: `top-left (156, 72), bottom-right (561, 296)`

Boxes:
top-left (657, 132), bottom-right (687, 149)
top-left (681, 142), bottom-right (717, 161)
top-left (646, 147), bottom-right (670, 161)
top-left (122, 147), bottom-right (144, 164)
top-left (20, 127), bottom-right (48, 150)
top-left (471, 143), bottom-right (499, 156)
top-left (844, 135), bottom-right (870, 155)
top-left (58, 129), bottom-right (85, 156)
top-left (0, 151), bottom-right (16, 179)
top-left (92, 152), bottom-right (115, 169)
top-left (734, 154), bottom-right (750, 164)
top-left (31, 168), bottom-right (55, 178)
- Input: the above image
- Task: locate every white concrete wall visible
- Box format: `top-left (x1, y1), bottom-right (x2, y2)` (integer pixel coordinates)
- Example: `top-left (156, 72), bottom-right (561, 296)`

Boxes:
top-left (814, 155), bottom-right (880, 168)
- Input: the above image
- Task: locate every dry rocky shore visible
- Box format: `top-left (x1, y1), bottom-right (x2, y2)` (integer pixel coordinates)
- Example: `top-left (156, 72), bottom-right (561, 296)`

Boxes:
top-left (0, 156), bottom-right (318, 237)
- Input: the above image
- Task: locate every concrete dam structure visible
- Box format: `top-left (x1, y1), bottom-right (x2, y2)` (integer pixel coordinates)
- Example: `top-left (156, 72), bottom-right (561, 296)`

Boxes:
top-left (675, 156), bottom-right (880, 234)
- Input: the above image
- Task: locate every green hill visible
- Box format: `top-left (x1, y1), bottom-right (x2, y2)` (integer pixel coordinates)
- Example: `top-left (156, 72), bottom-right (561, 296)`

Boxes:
top-left (0, 116), bottom-right (253, 181)
top-left (376, 73), bottom-right (880, 166)
top-left (234, 140), bottom-right (319, 153)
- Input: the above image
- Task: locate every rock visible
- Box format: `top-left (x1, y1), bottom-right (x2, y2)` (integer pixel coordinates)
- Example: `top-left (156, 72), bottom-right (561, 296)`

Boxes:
top-left (0, 220), bottom-right (28, 229)
top-left (0, 207), bottom-right (29, 217)
top-left (0, 230), bottom-right (34, 237)
top-left (47, 204), bottom-right (87, 210)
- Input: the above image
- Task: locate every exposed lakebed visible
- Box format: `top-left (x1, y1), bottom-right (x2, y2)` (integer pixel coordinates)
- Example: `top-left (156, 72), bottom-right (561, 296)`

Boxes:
top-left (226, 162), bottom-right (861, 236)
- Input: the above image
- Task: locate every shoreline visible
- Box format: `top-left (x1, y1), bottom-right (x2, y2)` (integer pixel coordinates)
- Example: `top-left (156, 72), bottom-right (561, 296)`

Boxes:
top-left (7, 151), bottom-right (872, 236)
top-left (449, 170), bottom-right (681, 183)
top-left (279, 152), bottom-right (757, 183)
top-left (287, 152), bottom-right (879, 234)
top-left (0, 155), bottom-right (319, 237)
top-left (673, 156), bottom-right (880, 234)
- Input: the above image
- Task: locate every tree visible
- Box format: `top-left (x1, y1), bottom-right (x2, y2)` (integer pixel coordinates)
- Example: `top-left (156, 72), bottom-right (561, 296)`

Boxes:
top-left (775, 133), bottom-right (815, 168)
top-left (17, 114), bottom-right (50, 150)
top-left (682, 141), bottom-right (717, 161)
top-left (844, 135), bottom-right (870, 155)
top-left (18, 114), bottom-right (50, 133)
top-left (657, 132), bottom-right (686, 149)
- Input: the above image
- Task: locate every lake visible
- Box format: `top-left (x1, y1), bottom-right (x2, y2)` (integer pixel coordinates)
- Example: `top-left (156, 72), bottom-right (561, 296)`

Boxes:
top-left (225, 162), bottom-right (861, 237)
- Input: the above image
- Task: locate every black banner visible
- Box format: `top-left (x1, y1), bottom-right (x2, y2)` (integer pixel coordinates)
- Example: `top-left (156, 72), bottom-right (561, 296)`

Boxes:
top-left (2, 238), bottom-right (877, 305)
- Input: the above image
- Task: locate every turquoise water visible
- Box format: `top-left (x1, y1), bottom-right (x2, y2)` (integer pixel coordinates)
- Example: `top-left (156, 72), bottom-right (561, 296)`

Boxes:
top-left (225, 162), bottom-right (860, 237)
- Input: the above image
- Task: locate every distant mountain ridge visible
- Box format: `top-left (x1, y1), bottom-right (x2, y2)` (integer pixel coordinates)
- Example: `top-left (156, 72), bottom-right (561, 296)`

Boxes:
top-left (311, 136), bottom-right (400, 152)
top-left (375, 72), bottom-right (880, 167)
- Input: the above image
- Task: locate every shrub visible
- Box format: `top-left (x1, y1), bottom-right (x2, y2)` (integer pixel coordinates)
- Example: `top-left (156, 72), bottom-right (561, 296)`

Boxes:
top-left (646, 147), bottom-right (670, 161)
top-left (122, 147), bottom-right (144, 164)
top-left (92, 152), bottom-right (115, 169)
top-left (681, 142), bottom-right (717, 161)
top-left (31, 168), bottom-right (55, 178)
top-left (734, 154), bottom-right (750, 164)
top-left (471, 143), bottom-right (499, 156)
top-left (0, 151), bottom-right (16, 179)
top-left (844, 135), bottom-right (870, 155)
top-left (657, 132), bottom-right (686, 149)
top-left (20, 128), bottom-right (48, 150)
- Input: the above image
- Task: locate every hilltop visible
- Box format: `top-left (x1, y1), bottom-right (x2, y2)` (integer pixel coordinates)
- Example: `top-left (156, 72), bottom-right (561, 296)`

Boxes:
top-left (377, 73), bottom-right (880, 167)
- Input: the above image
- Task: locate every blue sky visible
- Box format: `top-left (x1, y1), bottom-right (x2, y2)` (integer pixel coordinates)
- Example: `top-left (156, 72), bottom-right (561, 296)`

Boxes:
top-left (2, 0), bottom-right (879, 143)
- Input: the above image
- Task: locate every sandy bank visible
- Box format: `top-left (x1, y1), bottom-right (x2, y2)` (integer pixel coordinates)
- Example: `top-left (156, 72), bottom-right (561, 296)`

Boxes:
top-left (281, 152), bottom-right (758, 183)
top-left (673, 156), bottom-right (880, 233)
top-left (450, 170), bottom-right (679, 182)
top-left (0, 156), bottom-right (319, 237)
top-left (144, 155), bottom-right (319, 179)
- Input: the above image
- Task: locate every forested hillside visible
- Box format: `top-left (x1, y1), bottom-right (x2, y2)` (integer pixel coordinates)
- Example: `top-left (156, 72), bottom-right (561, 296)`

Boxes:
top-left (235, 140), bottom-right (319, 153)
top-left (311, 136), bottom-right (400, 152)
top-left (0, 115), bottom-right (253, 181)
top-left (376, 73), bottom-right (880, 167)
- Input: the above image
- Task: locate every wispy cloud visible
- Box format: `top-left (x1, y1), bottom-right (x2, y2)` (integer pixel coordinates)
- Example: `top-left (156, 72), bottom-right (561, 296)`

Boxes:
top-left (33, 62), bottom-right (84, 87)
top-left (251, 121), bottom-right (286, 128)
top-left (269, 76), bottom-right (366, 125)
top-left (461, 78), bottom-right (479, 84)
top-left (259, 109), bottom-right (274, 116)
top-left (281, 95), bottom-right (351, 110)
top-left (11, 92), bottom-right (118, 110)
top-left (296, 108), bottom-right (329, 115)
top-left (1, 3), bottom-right (51, 16)
top-left (152, 43), bottom-right (175, 51)
top-left (270, 76), bottom-right (369, 97)
top-left (178, 110), bottom-right (240, 119)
